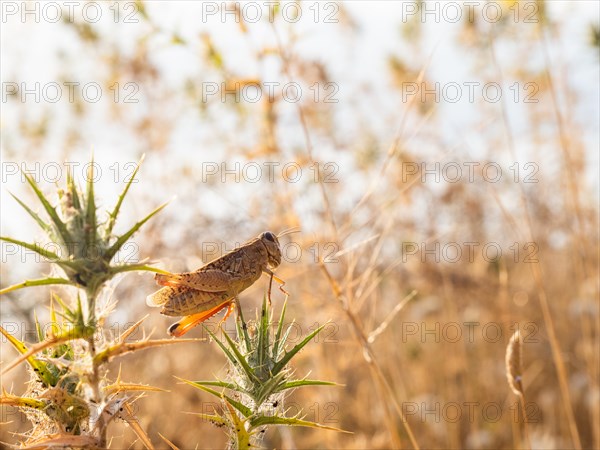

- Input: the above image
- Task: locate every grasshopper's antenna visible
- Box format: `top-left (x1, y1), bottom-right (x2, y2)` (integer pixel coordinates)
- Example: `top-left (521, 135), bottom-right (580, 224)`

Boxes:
top-left (277, 227), bottom-right (301, 238)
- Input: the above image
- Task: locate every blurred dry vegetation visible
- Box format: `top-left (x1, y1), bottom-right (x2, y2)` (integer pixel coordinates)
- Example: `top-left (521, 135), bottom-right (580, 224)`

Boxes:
top-left (1, 1), bottom-right (599, 449)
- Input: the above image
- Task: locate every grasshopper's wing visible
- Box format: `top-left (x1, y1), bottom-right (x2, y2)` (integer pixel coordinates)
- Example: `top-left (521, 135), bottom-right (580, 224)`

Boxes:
top-left (154, 270), bottom-right (233, 292)
top-left (146, 286), bottom-right (179, 307)
top-left (146, 285), bottom-right (231, 316)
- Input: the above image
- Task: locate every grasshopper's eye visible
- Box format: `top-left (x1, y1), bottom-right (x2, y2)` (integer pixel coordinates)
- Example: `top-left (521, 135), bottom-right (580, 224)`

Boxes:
top-left (263, 231), bottom-right (276, 242)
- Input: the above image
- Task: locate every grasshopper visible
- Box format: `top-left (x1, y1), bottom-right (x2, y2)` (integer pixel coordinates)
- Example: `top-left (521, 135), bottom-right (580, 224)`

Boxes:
top-left (147, 230), bottom-right (293, 337)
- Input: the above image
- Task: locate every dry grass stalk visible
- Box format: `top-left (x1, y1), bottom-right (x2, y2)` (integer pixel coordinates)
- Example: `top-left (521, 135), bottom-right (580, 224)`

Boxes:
top-left (491, 26), bottom-right (583, 449)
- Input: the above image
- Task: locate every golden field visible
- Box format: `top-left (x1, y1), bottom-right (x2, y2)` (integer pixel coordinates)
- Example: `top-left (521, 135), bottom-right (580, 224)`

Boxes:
top-left (1, 2), bottom-right (598, 449)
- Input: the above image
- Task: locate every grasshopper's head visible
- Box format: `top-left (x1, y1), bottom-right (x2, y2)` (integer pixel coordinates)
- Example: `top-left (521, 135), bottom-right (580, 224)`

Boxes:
top-left (259, 231), bottom-right (281, 269)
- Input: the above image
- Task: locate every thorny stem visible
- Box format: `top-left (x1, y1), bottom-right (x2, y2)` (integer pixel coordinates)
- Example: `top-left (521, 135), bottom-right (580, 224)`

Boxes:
top-left (85, 288), bottom-right (107, 447)
top-left (87, 336), bottom-right (107, 447)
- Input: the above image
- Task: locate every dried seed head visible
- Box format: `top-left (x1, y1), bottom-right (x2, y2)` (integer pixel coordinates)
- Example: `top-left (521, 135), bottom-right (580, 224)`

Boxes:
top-left (506, 330), bottom-right (524, 396)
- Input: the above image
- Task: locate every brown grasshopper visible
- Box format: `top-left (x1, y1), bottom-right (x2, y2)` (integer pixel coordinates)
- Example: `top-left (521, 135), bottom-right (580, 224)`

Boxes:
top-left (147, 230), bottom-right (293, 337)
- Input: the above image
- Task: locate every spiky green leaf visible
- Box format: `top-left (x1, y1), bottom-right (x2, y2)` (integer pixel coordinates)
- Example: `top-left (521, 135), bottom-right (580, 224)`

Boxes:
top-left (104, 201), bottom-right (169, 261)
top-left (66, 168), bottom-right (82, 211)
top-left (0, 326), bottom-right (57, 387)
top-left (0, 393), bottom-right (48, 411)
top-left (254, 371), bottom-right (287, 405)
top-left (177, 378), bottom-right (252, 418)
top-left (0, 277), bottom-right (73, 296)
top-left (272, 323), bottom-right (328, 375)
top-left (84, 159), bottom-right (97, 248)
top-left (275, 319), bottom-right (296, 361)
top-left (220, 326), bottom-right (259, 383)
top-left (188, 380), bottom-right (240, 391)
top-left (22, 173), bottom-right (72, 245)
top-left (222, 395), bottom-right (251, 448)
top-left (248, 414), bottom-right (350, 433)
top-left (272, 297), bottom-right (288, 359)
top-left (105, 154), bottom-right (144, 237)
top-left (203, 325), bottom-right (240, 368)
top-left (0, 236), bottom-right (61, 261)
top-left (34, 312), bottom-right (44, 343)
top-left (109, 263), bottom-right (171, 276)
top-left (9, 192), bottom-right (52, 234)
top-left (257, 295), bottom-right (270, 370)
top-left (235, 298), bottom-right (252, 353)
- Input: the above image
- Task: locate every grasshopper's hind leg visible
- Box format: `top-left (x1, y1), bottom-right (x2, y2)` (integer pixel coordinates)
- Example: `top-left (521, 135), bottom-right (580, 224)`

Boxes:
top-left (219, 301), bottom-right (236, 324)
top-left (168, 299), bottom-right (232, 337)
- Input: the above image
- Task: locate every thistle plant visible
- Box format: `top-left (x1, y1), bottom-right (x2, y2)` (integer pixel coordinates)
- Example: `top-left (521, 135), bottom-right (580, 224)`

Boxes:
top-left (182, 296), bottom-right (346, 449)
top-left (0, 157), bottom-right (192, 448)
top-left (1, 156), bottom-right (166, 302)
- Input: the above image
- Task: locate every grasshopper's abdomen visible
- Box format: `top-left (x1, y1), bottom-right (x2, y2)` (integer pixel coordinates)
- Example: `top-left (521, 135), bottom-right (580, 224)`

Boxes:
top-left (153, 286), bottom-right (231, 316)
